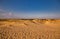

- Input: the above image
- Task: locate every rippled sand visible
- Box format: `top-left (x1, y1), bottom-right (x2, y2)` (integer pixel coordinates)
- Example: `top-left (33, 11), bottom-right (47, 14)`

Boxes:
top-left (0, 19), bottom-right (60, 39)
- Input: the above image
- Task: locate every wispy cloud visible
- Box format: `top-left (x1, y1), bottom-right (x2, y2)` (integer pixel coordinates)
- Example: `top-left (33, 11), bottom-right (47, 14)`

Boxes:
top-left (0, 9), bottom-right (14, 18)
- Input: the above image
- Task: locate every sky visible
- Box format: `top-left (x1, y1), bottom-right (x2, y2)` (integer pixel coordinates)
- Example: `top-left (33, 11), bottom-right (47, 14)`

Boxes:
top-left (0, 0), bottom-right (60, 19)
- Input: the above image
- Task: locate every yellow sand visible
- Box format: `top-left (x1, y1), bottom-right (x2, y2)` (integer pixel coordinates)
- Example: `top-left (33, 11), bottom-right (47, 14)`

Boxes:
top-left (0, 19), bottom-right (60, 39)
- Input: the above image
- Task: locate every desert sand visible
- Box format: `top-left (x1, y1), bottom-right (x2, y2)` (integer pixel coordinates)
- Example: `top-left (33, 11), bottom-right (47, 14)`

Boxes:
top-left (0, 19), bottom-right (60, 39)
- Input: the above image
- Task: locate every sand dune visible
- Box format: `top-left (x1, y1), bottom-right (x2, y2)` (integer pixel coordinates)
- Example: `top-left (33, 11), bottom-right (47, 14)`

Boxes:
top-left (0, 19), bottom-right (60, 39)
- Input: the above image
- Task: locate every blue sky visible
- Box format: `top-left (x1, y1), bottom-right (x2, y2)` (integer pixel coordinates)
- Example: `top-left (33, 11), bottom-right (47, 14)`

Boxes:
top-left (0, 0), bottom-right (60, 19)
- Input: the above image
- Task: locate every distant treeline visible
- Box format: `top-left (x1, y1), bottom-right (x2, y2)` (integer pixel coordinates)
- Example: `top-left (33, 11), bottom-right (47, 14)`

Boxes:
top-left (0, 19), bottom-right (56, 21)
top-left (0, 19), bottom-right (9, 21)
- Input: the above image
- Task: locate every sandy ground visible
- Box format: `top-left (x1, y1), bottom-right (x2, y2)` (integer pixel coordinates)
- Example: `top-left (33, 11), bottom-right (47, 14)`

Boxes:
top-left (0, 19), bottom-right (60, 39)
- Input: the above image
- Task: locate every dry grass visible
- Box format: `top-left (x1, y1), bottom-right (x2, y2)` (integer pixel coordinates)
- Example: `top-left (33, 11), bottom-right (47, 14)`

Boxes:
top-left (0, 19), bottom-right (60, 39)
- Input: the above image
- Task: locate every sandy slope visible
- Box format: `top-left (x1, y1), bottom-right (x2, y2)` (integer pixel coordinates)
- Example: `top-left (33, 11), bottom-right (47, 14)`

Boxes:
top-left (0, 19), bottom-right (60, 39)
